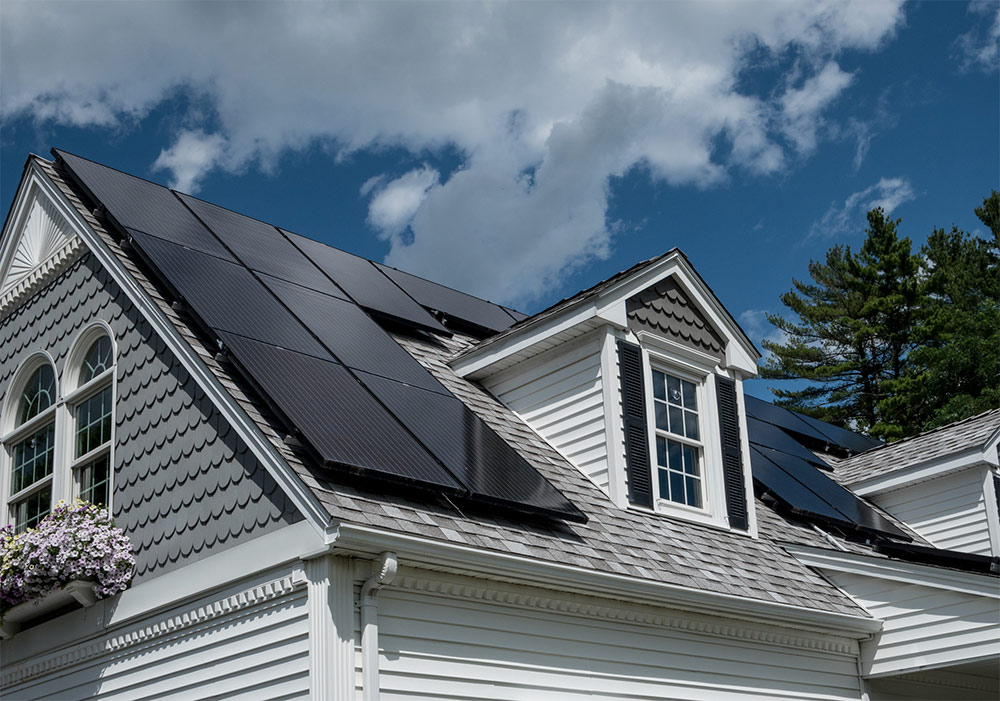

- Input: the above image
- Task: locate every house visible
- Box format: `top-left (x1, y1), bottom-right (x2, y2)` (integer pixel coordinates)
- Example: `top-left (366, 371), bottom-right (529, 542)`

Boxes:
top-left (0, 149), bottom-right (996, 700)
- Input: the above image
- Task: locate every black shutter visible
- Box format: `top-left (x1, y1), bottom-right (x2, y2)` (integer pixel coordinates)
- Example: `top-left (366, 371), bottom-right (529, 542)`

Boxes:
top-left (618, 340), bottom-right (653, 508)
top-left (716, 376), bottom-right (749, 530)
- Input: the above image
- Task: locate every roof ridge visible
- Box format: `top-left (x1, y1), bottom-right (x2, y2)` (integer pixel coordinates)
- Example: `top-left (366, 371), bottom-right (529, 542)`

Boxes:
top-left (844, 406), bottom-right (1000, 461)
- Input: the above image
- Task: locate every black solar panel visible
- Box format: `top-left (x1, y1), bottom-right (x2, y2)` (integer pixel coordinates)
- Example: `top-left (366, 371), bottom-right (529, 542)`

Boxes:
top-left (127, 230), bottom-right (328, 359)
top-left (746, 416), bottom-right (829, 468)
top-left (751, 445), bottom-right (908, 538)
top-left (375, 263), bottom-right (517, 334)
top-left (177, 193), bottom-right (348, 298)
top-left (504, 307), bottom-right (528, 322)
top-left (750, 447), bottom-right (846, 523)
top-left (286, 232), bottom-right (448, 334)
top-left (55, 149), bottom-right (235, 261)
top-left (217, 332), bottom-right (463, 490)
top-left (359, 372), bottom-right (586, 521)
top-left (795, 413), bottom-right (883, 454)
top-left (744, 395), bottom-right (835, 445)
top-left (259, 274), bottom-right (446, 393)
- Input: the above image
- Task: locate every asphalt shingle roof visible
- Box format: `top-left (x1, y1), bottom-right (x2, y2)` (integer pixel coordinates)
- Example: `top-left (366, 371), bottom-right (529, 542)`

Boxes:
top-left (836, 408), bottom-right (1000, 485)
top-left (40, 155), bottom-right (869, 618)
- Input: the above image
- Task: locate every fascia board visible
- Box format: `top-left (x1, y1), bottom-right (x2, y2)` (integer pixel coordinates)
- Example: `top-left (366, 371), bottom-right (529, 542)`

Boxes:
top-left (452, 300), bottom-right (607, 378)
top-left (31, 160), bottom-right (333, 537)
top-left (333, 522), bottom-right (883, 637)
top-left (783, 543), bottom-right (1000, 598)
top-left (851, 448), bottom-right (988, 496)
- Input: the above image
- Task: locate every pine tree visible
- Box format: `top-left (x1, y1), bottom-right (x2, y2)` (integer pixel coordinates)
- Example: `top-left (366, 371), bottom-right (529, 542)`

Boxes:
top-left (878, 192), bottom-right (1000, 435)
top-left (760, 209), bottom-right (920, 435)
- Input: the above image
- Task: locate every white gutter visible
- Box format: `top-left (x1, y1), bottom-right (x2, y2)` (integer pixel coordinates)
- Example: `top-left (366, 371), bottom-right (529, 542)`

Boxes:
top-left (360, 551), bottom-right (398, 701)
top-left (333, 523), bottom-right (882, 637)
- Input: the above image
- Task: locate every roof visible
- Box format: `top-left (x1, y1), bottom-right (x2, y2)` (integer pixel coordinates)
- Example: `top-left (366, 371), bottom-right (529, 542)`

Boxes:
top-left (453, 247), bottom-right (760, 363)
top-left (836, 408), bottom-right (1000, 486)
top-left (36, 153), bottom-right (870, 617)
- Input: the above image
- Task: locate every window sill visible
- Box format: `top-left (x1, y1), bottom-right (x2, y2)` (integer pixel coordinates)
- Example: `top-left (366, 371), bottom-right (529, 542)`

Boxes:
top-left (0, 580), bottom-right (99, 639)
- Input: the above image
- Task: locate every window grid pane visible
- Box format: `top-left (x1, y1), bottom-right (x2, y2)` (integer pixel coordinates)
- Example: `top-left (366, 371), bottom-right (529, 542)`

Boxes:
top-left (652, 371), bottom-right (700, 442)
top-left (81, 336), bottom-right (113, 384)
top-left (78, 453), bottom-right (111, 506)
top-left (655, 437), bottom-right (703, 508)
top-left (76, 387), bottom-right (112, 458)
top-left (17, 365), bottom-right (55, 425)
top-left (13, 485), bottom-right (51, 531)
top-left (11, 423), bottom-right (55, 495)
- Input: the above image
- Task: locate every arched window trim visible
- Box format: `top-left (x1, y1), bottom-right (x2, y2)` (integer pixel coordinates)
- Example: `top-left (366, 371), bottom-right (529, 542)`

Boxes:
top-left (1, 352), bottom-right (59, 530)
top-left (63, 322), bottom-right (117, 509)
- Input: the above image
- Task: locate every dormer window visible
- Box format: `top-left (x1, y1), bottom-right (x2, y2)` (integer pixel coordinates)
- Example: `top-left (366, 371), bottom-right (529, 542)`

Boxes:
top-left (651, 369), bottom-right (703, 509)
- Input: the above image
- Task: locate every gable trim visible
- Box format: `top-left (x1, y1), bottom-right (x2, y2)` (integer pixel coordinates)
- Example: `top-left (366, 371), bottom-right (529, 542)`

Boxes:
top-left (0, 173), bottom-right (86, 318)
top-left (452, 252), bottom-right (759, 380)
top-left (29, 159), bottom-right (331, 537)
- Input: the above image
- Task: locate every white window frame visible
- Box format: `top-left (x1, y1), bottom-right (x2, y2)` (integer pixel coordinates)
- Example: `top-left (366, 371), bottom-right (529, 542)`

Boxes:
top-left (639, 335), bottom-right (729, 530)
top-left (63, 322), bottom-right (117, 510)
top-left (1, 352), bottom-right (59, 530)
top-left (1, 323), bottom-right (117, 530)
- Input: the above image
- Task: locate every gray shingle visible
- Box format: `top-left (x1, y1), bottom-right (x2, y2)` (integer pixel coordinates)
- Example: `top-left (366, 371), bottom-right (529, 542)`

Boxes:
top-left (836, 409), bottom-right (1000, 485)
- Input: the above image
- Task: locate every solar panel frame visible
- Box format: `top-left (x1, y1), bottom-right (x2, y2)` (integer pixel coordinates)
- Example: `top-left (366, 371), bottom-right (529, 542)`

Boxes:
top-left (55, 149), bottom-right (236, 261)
top-left (217, 332), bottom-right (464, 491)
top-left (358, 372), bottom-right (586, 521)
top-left (746, 416), bottom-right (829, 468)
top-left (743, 395), bottom-right (834, 445)
top-left (286, 231), bottom-right (449, 334)
top-left (258, 274), bottom-right (447, 393)
top-left (375, 263), bottom-right (517, 334)
top-left (750, 446), bottom-right (847, 523)
top-left (752, 444), bottom-right (908, 538)
top-left (127, 230), bottom-right (329, 359)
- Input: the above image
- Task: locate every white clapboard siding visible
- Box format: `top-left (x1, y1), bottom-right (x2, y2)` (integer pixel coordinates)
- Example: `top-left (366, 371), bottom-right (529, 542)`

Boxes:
top-left (369, 586), bottom-right (863, 701)
top-left (873, 467), bottom-right (993, 555)
top-left (484, 334), bottom-right (611, 491)
top-left (826, 571), bottom-right (999, 678)
top-left (869, 673), bottom-right (999, 701)
top-left (3, 585), bottom-right (309, 701)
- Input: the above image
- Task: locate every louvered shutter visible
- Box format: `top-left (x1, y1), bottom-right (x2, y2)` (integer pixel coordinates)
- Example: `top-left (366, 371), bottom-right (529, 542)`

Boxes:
top-left (715, 376), bottom-right (749, 530)
top-left (617, 340), bottom-right (653, 507)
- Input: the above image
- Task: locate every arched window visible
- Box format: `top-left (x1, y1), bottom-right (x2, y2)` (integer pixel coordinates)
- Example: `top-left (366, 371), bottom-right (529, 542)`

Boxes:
top-left (67, 332), bottom-right (114, 507)
top-left (5, 360), bottom-right (57, 530)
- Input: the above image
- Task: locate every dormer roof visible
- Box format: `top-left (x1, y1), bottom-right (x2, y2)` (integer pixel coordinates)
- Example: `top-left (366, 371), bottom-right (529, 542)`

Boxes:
top-left (451, 249), bottom-right (760, 380)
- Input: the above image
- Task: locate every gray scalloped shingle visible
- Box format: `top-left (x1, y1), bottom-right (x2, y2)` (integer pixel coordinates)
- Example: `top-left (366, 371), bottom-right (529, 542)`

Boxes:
top-left (626, 276), bottom-right (726, 358)
top-left (0, 247), bottom-right (302, 583)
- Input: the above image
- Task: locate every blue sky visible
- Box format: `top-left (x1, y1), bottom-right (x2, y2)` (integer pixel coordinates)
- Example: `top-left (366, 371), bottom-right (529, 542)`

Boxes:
top-left (1, 1), bottom-right (997, 399)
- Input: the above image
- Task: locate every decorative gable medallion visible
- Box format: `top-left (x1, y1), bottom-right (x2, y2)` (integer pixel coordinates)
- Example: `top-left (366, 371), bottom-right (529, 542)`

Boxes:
top-left (0, 185), bottom-right (83, 316)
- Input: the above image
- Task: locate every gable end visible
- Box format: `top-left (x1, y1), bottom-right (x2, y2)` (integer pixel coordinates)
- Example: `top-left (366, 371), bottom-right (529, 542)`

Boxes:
top-left (626, 276), bottom-right (725, 360)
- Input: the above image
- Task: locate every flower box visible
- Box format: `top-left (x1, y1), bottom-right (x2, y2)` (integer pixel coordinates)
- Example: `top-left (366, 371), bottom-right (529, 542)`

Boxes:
top-left (0, 579), bottom-right (99, 639)
top-left (1, 500), bottom-right (134, 639)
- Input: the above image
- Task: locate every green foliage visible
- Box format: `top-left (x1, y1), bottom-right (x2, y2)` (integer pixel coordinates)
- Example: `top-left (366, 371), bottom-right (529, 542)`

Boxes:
top-left (762, 192), bottom-right (1000, 440)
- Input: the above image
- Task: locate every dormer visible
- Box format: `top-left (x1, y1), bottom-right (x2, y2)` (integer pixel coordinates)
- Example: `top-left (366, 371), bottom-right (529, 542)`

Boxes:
top-left (451, 250), bottom-right (760, 534)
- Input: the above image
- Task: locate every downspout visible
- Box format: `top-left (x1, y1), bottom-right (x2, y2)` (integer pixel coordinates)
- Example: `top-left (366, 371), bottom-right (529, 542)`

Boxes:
top-left (360, 551), bottom-right (398, 701)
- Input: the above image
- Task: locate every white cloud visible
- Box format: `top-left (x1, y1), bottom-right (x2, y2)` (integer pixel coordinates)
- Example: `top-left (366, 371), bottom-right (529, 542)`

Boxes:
top-left (957, 1), bottom-right (1000, 72)
top-left (0, 0), bottom-right (906, 304)
top-left (738, 309), bottom-right (788, 358)
top-left (779, 61), bottom-right (855, 154)
top-left (365, 167), bottom-right (440, 243)
top-left (151, 130), bottom-right (227, 193)
top-left (809, 176), bottom-right (916, 239)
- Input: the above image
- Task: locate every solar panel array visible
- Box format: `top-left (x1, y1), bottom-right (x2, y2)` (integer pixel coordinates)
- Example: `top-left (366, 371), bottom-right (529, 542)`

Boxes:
top-left (744, 396), bottom-right (906, 538)
top-left (56, 149), bottom-right (584, 523)
top-left (376, 263), bottom-right (519, 334)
